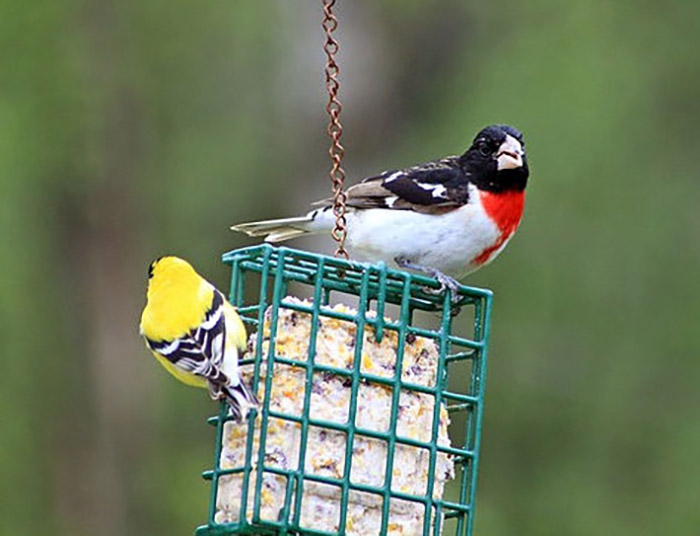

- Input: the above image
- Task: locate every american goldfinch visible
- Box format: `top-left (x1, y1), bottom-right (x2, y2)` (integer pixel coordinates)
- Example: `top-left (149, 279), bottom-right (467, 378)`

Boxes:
top-left (232, 124), bottom-right (528, 296)
top-left (140, 256), bottom-right (257, 421)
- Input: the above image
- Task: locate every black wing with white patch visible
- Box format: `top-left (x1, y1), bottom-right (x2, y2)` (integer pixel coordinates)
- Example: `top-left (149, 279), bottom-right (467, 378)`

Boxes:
top-left (145, 290), bottom-right (229, 385)
top-left (341, 156), bottom-right (470, 213)
top-left (379, 157), bottom-right (470, 206)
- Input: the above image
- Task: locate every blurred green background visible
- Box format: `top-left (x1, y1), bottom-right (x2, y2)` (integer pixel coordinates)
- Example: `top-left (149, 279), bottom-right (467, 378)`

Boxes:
top-left (2, 1), bottom-right (700, 535)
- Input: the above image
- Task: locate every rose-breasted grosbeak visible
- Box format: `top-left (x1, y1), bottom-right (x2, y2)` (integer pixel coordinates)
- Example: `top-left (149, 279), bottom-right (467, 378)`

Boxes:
top-left (232, 124), bottom-right (529, 297)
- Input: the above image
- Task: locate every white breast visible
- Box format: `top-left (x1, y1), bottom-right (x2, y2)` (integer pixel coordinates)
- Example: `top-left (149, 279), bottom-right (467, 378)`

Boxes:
top-left (343, 188), bottom-right (501, 278)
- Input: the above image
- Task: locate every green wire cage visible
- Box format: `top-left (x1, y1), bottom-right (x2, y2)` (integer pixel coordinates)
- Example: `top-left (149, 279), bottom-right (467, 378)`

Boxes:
top-left (195, 244), bottom-right (493, 536)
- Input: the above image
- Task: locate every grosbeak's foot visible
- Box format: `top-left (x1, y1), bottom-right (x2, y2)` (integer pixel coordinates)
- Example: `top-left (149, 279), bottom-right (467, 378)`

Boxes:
top-left (394, 256), bottom-right (462, 304)
top-left (423, 272), bottom-right (462, 305)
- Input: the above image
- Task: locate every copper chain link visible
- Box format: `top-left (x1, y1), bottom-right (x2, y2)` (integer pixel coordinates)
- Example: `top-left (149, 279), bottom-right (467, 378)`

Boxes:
top-left (322, 0), bottom-right (349, 259)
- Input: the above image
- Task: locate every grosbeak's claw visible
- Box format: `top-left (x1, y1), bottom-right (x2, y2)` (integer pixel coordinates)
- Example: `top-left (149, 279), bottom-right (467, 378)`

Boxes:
top-left (423, 272), bottom-right (462, 303)
top-left (395, 256), bottom-right (462, 304)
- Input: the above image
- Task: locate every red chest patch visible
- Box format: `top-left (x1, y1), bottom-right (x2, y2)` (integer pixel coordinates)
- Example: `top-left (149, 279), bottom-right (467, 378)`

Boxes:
top-left (474, 190), bottom-right (525, 265)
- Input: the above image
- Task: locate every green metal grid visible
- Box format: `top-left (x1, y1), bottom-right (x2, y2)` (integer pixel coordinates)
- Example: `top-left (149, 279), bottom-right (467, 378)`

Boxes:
top-left (195, 244), bottom-right (493, 536)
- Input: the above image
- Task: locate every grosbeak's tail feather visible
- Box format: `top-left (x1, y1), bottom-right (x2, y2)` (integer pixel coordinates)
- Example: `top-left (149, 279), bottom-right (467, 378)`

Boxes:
top-left (231, 213), bottom-right (328, 243)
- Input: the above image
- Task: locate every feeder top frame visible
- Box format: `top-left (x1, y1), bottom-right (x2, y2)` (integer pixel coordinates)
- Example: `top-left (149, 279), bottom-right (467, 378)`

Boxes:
top-left (223, 244), bottom-right (492, 317)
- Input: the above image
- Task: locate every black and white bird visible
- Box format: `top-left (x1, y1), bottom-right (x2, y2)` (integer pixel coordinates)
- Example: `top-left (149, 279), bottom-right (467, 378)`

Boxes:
top-left (232, 125), bottom-right (529, 295)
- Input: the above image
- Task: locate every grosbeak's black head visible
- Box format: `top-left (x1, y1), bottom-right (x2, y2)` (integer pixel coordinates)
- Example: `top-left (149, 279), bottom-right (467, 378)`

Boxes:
top-left (459, 124), bottom-right (528, 193)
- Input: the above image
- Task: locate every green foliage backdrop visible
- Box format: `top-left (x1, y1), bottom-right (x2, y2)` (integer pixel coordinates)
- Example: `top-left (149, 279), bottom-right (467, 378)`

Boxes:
top-left (1, 1), bottom-right (699, 535)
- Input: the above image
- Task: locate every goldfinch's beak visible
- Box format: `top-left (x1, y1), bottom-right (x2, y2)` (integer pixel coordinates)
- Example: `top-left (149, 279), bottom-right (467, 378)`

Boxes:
top-left (496, 135), bottom-right (524, 170)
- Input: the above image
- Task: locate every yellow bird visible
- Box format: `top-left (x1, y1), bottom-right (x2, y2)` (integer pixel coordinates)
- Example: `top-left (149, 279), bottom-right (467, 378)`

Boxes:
top-left (139, 256), bottom-right (257, 421)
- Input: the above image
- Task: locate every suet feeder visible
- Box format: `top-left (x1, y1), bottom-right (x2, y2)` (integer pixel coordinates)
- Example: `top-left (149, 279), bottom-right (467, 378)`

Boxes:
top-left (196, 2), bottom-right (493, 533)
top-left (194, 244), bottom-right (493, 536)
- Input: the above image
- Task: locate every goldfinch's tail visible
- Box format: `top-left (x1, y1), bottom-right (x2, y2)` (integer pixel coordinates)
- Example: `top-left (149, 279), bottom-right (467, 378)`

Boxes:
top-left (216, 381), bottom-right (259, 422)
top-left (231, 209), bottom-right (332, 243)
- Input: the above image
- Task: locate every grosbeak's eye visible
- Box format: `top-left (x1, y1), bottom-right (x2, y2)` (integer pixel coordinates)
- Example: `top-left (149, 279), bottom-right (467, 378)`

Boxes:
top-left (477, 142), bottom-right (491, 156)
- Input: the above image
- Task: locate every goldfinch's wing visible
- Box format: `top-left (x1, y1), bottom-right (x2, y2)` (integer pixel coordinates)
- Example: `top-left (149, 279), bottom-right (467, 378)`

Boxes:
top-left (145, 290), bottom-right (229, 386)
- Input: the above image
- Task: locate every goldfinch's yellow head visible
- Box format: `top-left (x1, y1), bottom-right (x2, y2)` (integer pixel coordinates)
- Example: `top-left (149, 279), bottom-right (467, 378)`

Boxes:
top-left (148, 256), bottom-right (198, 282)
top-left (146, 256), bottom-right (209, 301)
top-left (142, 256), bottom-right (214, 339)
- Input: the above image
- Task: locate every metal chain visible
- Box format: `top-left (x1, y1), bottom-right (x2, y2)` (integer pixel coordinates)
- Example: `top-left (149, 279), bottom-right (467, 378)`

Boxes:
top-left (322, 0), bottom-right (349, 259)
